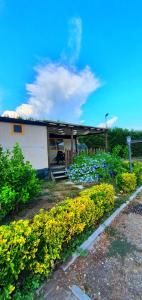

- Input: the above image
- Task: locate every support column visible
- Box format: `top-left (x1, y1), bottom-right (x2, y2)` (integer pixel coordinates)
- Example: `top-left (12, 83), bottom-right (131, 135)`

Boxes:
top-left (75, 136), bottom-right (78, 154)
top-left (71, 130), bottom-right (74, 163)
top-left (105, 130), bottom-right (108, 152)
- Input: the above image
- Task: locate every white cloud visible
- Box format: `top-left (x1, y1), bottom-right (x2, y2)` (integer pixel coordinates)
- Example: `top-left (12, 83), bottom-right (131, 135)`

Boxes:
top-left (2, 16), bottom-right (102, 122)
top-left (3, 64), bottom-right (101, 122)
top-left (98, 116), bottom-right (118, 128)
top-left (2, 110), bottom-right (20, 118)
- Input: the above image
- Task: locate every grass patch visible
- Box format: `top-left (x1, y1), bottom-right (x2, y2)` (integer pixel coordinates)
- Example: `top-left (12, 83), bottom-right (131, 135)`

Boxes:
top-left (41, 180), bottom-right (56, 190)
top-left (107, 238), bottom-right (137, 258)
top-left (105, 226), bottom-right (121, 238)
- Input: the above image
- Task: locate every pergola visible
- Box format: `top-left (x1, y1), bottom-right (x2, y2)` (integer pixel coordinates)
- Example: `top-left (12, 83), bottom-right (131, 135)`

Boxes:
top-left (44, 120), bottom-right (107, 159)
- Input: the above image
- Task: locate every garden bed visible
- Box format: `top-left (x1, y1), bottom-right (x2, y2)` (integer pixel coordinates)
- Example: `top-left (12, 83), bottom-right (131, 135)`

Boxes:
top-left (1, 146), bottom-right (142, 299)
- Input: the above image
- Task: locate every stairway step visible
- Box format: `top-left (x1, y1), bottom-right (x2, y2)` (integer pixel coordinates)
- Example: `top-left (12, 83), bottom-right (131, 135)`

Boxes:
top-left (54, 174), bottom-right (68, 179)
top-left (52, 170), bottom-right (67, 175)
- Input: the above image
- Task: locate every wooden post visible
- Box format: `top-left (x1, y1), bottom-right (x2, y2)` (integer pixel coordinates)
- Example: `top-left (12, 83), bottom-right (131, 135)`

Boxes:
top-left (75, 136), bottom-right (78, 154)
top-left (71, 129), bottom-right (74, 163)
top-left (105, 131), bottom-right (108, 152)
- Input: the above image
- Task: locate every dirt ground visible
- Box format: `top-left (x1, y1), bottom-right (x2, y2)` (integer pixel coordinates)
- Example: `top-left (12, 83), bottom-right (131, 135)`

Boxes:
top-left (14, 180), bottom-right (80, 220)
top-left (38, 192), bottom-right (142, 300)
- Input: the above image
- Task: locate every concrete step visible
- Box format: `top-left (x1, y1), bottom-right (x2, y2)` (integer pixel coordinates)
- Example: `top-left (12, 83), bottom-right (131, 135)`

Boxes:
top-left (52, 170), bottom-right (67, 175)
top-left (54, 174), bottom-right (68, 179)
top-left (50, 166), bottom-right (68, 180)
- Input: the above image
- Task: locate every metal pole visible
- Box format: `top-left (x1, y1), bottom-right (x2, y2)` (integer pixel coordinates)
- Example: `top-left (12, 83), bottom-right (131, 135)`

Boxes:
top-left (127, 136), bottom-right (132, 173)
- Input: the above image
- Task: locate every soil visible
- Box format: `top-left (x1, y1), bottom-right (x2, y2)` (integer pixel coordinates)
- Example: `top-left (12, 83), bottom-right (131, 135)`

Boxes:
top-left (9, 180), bottom-right (80, 221)
top-left (38, 192), bottom-right (142, 300)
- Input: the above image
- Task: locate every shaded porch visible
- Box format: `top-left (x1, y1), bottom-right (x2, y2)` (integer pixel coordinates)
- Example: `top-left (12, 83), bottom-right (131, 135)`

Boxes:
top-left (45, 120), bottom-right (107, 168)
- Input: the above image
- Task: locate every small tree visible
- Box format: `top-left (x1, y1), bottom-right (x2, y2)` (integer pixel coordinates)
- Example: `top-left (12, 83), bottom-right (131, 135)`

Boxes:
top-left (0, 144), bottom-right (40, 220)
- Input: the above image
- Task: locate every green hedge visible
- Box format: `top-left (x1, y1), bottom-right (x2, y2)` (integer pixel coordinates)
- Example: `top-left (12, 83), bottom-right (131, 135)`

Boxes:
top-left (0, 183), bottom-right (115, 299)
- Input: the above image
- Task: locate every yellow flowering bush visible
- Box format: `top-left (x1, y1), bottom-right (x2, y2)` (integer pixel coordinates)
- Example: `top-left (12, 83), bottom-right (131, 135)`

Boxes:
top-left (116, 172), bottom-right (136, 193)
top-left (0, 183), bottom-right (115, 298)
top-left (0, 220), bottom-right (40, 299)
top-left (80, 183), bottom-right (115, 212)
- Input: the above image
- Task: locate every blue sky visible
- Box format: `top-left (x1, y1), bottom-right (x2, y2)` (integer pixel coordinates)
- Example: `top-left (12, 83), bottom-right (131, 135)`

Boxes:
top-left (0, 0), bottom-right (142, 129)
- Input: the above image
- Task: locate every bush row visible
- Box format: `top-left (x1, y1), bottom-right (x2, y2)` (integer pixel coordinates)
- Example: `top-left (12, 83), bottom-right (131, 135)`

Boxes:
top-left (0, 183), bottom-right (115, 299)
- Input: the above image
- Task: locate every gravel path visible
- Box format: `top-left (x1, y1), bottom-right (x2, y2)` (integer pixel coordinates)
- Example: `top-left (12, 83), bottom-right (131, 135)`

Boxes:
top-left (37, 193), bottom-right (142, 300)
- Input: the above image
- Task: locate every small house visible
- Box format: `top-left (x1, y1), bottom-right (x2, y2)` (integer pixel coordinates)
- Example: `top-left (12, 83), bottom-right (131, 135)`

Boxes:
top-left (0, 116), bottom-right (106, 178)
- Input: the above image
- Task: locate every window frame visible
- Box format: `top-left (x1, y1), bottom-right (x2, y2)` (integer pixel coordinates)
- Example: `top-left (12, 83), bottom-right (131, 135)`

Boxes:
top-left (10, 123), bottom-right (24, 135)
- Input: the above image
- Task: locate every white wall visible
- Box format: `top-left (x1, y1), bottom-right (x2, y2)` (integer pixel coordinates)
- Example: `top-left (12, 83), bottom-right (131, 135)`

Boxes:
top-left (0, 122), bottom-right (48, 170)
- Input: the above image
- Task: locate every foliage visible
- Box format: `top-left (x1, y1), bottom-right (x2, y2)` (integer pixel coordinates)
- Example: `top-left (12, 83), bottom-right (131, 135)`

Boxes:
top-left (80, 183), bottom-right (115, 212)
top-left (132, 161), bottom-right (142, 185)
top-left (116, 172), bottom-right (137, 193)
top-left (112, 145), bottom-right (123, 157)
top-left (0, 183), bottom-right (115, 299)
top-left (121, 160), bottom-right (142, 186)
top-left (68, 152), bottom-right (125, 183)
top-left (112, 144), bottom-right (128, 159)
top-left (79, 127), bottom-right (142, 157)
top-left (0, 144), bottom-right (40, 220)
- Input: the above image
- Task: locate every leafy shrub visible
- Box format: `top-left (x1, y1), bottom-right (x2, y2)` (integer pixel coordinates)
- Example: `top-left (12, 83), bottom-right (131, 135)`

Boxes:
top-left (80, 183), bottom-right (115, 212)
top-left (0, 144), bottom-right (40, 220)
top-left (132, 161), bottom-right (142, 185)
top-left (112, 145), bottom-right (129, 159)
top-left (0, 183), bottom-right (115, 298)
top-left (121, 160), bottom-right (142, 186)
top-left (68, 152), bottom-right (124, 183)
top-left (112, 145), bottom-right (123, 157)
top-left (116, 172), bottom-right (136, 193)
top-left (0, 219), bottom-right (39, 299)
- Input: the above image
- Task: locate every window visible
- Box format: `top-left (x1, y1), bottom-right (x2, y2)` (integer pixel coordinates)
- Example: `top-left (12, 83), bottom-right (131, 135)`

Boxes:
top-left (49, 139), bottom-right (64, 150)
top-left (49, 139), bottom-right (57, 150)
top-left (57, 139), bottom-right (64, 150)
top-left (12, 124), bottom-right (23, 134)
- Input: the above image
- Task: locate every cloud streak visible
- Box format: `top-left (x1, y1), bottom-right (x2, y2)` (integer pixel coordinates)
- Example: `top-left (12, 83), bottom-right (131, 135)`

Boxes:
top-left (67, 17), bottom-right (82, 65)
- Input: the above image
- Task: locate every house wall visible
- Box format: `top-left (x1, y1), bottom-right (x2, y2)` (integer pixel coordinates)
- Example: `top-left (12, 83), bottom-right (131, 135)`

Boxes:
top-left (0, 122), bottom-right (48, 170)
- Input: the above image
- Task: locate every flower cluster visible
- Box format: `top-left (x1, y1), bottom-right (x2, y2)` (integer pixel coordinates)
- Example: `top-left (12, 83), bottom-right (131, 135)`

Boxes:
top-left (68, 152), bottom-right (123, 183)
